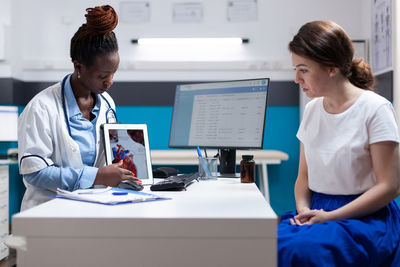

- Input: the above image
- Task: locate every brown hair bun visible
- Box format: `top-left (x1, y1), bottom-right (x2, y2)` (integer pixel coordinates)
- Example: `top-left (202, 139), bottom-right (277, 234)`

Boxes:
top-left (85, 5), bottom-right (118, 36)
top-left (70, 5), bottom-right (119, 66)
top-left (349, 58), bottom-right (375, 90)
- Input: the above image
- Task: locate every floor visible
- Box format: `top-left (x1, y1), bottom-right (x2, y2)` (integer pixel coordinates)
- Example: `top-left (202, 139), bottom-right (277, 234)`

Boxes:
top-left (0, 249), bottom-right (16, 267)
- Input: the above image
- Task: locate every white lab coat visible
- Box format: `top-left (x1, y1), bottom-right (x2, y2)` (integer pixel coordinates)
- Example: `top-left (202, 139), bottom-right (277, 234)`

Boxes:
top-left (18, 80), bottom-right (116, 210)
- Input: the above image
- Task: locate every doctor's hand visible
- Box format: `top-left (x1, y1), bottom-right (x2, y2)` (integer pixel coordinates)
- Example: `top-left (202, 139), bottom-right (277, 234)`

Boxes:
top-left (290, 209), bottom-right (330, 225)
top-left (94, 161), bottom-right (140, 187)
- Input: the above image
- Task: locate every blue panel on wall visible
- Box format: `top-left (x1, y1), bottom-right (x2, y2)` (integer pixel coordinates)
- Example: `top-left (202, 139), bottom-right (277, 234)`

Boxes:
top-left (117, 106), bottom-right (173, 149)
top-left (7, 106), bottom-right (26, 219)
top-left (11, 104), bottom-right (300, 217)
top-left (117, 105), bottom-right (300, 215)
top-left (263, 106), bottom-right (300, 215)
top-left (9, 163), bottom-right (24, 221)
top-left (10, 103), bottom-right (400, 218)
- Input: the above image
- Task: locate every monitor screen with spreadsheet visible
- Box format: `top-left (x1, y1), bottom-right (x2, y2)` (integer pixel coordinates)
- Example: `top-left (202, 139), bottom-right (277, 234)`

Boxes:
top-left (168, 78), bottom-right (269, 175)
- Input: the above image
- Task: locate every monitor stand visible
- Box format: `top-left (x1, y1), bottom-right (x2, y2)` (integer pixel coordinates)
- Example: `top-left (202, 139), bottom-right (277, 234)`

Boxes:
top-left (218, 148), bottom-right (239, 178)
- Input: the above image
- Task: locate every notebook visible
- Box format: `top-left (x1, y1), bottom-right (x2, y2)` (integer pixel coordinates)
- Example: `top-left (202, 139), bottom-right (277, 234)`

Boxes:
top-left (102, 124), bottom-right (153, 185)
top-left (54, 187), bottom-right (165, 205)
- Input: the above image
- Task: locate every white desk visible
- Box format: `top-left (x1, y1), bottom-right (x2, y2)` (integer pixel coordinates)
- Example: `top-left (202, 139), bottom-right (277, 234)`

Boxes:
top-left (12, 178), bottom-right (277, 267)
top-left (151, 149), bottom-right (289, 201)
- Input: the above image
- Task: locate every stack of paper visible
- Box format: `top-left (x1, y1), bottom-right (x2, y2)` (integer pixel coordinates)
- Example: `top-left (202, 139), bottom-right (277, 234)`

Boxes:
top-left (55, 187), bottom-right (163, 205)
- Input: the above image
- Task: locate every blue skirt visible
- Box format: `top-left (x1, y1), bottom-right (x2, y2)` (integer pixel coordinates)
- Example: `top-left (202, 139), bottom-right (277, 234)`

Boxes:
top-left (278, 192), bottom-right (400, 267)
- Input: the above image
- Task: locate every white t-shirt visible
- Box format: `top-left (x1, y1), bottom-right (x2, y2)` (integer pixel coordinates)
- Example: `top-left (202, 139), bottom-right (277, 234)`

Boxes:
top-left (297, 90), bottom-right (399, 195)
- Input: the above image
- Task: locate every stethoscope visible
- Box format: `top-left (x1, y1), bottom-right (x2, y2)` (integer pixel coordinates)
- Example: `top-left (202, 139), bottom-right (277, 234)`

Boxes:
top-left (61, 74), bottom-right (118, 137)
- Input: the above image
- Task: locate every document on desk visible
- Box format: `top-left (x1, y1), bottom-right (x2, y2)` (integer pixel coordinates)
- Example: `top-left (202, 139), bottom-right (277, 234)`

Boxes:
top-left (55, 187), bottom-right (166, 205)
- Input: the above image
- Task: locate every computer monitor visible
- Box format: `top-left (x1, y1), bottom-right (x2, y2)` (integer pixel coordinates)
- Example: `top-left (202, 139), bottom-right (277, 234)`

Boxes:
top-left (168, 78), bottom-right (269, 176)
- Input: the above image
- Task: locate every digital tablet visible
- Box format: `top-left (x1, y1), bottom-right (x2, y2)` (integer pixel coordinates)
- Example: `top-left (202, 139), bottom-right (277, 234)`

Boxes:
top-left (102, 124), bottom-right (153, 185)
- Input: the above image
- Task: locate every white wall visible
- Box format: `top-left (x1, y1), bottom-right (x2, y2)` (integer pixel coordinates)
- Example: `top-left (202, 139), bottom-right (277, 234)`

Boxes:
top-left (6, 0), bottom-right (370, 81)
top-left (393, 0), bottom-right (400, 127)
top-left (0, 0), bottom-right (12, 77)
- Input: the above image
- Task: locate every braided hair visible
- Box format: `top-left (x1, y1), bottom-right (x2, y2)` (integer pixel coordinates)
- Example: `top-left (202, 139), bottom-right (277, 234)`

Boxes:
top-left (289, 21), bottom-right (375, 90)
top-left (70, 5), bottom-right (119, 67)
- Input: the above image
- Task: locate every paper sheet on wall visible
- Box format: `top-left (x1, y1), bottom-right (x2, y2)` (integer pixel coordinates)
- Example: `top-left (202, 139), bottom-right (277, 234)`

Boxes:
top-left (119, 1), bottom-right (151, 24)
top-left (0, 24), bottom-right (4, 60)
top-left (227, 0), bottom-right (257, 22)
top-left (371, 0), bottom-right (392, 73)
top-left (172, 3), bottom-right (203, 23)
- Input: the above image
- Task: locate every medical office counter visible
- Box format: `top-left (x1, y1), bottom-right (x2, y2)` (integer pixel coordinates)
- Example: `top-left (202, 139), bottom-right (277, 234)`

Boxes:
top-left (150, 149), bottom-right (289, 202)
top-left (12, 178), bottom-right (277, 267)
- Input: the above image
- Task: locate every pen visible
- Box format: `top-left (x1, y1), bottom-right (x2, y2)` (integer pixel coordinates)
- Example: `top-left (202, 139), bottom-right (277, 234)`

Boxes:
top-left (112, 192), bottom-right (128, 196)
top-left (197, 146), bottom-right (211, 177)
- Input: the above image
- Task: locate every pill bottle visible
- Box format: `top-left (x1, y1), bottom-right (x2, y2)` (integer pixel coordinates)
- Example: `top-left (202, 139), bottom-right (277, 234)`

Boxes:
top-left (240, 155), bottom-right (255, 183)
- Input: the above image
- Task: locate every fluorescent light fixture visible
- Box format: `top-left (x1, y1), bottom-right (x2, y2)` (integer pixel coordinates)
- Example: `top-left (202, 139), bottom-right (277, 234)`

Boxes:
top-left (131, 38), bottom-right (249, 45)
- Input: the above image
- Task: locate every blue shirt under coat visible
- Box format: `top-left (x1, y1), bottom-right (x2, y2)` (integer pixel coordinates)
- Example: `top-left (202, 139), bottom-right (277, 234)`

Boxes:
top-left (24, 75), bottom-right (100, 191)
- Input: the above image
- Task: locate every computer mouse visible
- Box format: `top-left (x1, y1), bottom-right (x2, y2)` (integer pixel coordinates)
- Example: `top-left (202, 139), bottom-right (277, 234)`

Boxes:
top-left (117, 180), bottom-right (144, 191)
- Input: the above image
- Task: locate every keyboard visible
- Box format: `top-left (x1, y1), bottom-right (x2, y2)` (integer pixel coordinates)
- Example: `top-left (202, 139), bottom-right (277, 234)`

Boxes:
top-left (150, 172), bottom-right (199, 191)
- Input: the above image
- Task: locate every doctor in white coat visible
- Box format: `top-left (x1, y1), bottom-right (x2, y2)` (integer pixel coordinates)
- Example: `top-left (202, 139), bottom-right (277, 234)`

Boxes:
top-left (18, 5), bottom-right (137, 210)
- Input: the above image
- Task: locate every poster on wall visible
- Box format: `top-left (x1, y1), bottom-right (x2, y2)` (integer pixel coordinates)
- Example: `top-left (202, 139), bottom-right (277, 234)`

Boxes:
top-left (119, 1), bottom-right (151, 24)
top-left (371, 0), bottom-right (392, 74)
top-left (0, 24), bottom-right (4, 60)
top-left (172, 3), bottom-right (203, 23)
top-left (227, 0), bottom-right (257, 22)
top-left (352, 40), bottom-right (369, 63)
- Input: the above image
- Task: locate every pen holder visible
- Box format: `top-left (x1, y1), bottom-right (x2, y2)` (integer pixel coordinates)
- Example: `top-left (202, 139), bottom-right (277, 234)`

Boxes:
top-left (198, 157), bottom-right (218, 180)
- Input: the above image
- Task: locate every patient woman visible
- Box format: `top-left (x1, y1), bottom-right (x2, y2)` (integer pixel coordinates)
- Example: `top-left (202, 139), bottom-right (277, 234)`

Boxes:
top-left (278, 20), bottom-right (400, 266)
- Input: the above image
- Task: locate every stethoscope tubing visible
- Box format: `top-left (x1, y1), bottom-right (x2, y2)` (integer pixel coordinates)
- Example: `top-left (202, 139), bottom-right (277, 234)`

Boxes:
top-left (61, 74), bottom-right (117, 137)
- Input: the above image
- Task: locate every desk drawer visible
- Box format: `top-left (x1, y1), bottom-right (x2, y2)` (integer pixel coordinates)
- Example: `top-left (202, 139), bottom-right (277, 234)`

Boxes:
top-left (0, 201), bottom-right (7, 213)
top-left (0, 230), bottom-right (8, 240)
top-left (0, 188), bottom-right (8, 199)
top-left (0, 187), bottom-right (9, 205)
top-left (0, 180), bottom-right (7, 190)
top-left (0, 166), bottom-right (8, 183)
top-left (0, 216), bottom-right (7, 233)
top-left (0, 204), bottom-right (8, 222)
top-left (0, 216), bottom-right (7, 228)
top-left (0, 241), bottom-right (9, 261)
